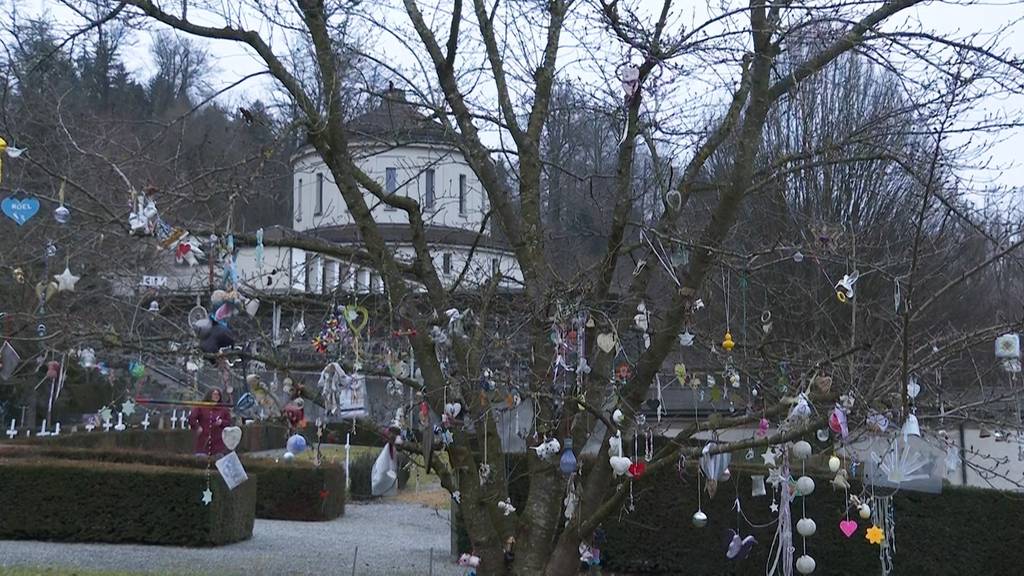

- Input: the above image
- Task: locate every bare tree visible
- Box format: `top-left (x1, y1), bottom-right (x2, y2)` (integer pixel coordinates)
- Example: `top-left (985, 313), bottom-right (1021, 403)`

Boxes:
top-left (33, 0), bottom-right (1024, 574)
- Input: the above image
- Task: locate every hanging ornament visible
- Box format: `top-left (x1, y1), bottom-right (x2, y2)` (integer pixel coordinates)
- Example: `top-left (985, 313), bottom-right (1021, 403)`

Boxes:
top-left (700, 442), bottom-right (731, 498)
top-left (835, 270), bottom-right (860, 303)
top-left (828, 455), bottom-right (841, 473)
top-left (995, 333), bottom-right (1021, 373)
top-left (53, 264), bottom-right (79, 292)
top-left (691, 509), bottom-right (708, 528)
top-left (796, 555), bottom-right (816, 574)
top-left (678, 330), bottom-right (695, 347)
top-left (2, 192), bottom-right (39, 226)
top-left (791, 440), bottom-right (812, 460)
top-left (726, 528), bottom-right (757, 560)
top-left (721, 331), bottom-right (735, 352)
top-left (751, 474), bottom-right (767, 497)
top-left (0, 137), bottom-right (26, 186)
top-left (829, 407), bottom-right (849, 438)
top-left (907, 374), bottom-right (921, 399)
top-left (53, 179), bottom-right (69, 224)
top-left (760, 310), bottom-right (773, 334)
top-left (559, 438), bottom-right (577, 475)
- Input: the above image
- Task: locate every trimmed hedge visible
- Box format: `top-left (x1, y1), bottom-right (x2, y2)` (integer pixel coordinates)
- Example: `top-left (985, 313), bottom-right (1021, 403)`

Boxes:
top-left (253, 461), bottom-right (345, 521)
top-left (451, 456), bottom-right (1024, 575)
top-left (0, 446), bottom-right (345, 522)
top-left (10, 425), bottom-right (289, 454)
top-left (0, 457), bottom-right (255, 546)
top-left (600, 464), bottom-right (1024, 575)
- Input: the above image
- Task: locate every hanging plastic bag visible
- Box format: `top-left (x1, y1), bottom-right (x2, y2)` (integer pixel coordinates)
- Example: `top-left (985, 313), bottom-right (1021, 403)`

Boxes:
top-left (371, 445), bottom-right (398, 497)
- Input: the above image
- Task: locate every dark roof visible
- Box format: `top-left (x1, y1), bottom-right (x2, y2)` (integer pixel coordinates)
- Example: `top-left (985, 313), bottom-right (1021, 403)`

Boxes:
top-left (347, 88), bottom-right (455, 147)
top-left (316, 223), bottom-right (511, 251)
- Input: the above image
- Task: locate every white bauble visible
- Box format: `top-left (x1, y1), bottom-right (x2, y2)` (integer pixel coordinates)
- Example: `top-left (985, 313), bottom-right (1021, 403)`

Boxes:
top-left (797, 518), bottom-right (817, 537)
top-left (612, 409), bottom-right (625, 425)
top-left (692, 510), bottom-right (708, 528)
top-left (796, 555), bottom-right (816, 574)
top-left (858, 503), bottom-right (872, 519)
top-left (283, 451), bottom-right (295, 461)
top-left (828, 455), bottom-right (841, 473)
top-left (792, 440), bottom-right (813, 460)
top-left (796, 476), bottom-right (815, 496)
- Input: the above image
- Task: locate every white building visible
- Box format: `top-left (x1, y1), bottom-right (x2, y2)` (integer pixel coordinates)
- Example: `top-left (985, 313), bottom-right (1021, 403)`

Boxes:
top-left (138, 88), bottom-right (520, 298)
top-left (283, 87), bottom-right (521, 295)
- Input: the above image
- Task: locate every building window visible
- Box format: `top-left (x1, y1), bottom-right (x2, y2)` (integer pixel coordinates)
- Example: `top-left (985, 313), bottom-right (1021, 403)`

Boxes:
top-left (492, 258), bottom-right (500, 276)
top-left (385, 167), bottom-right (398, 211)
top-left (458, 175), bottom-right (467, 215)
top-left (296, 178), bottom-right (303, 222)
top-left (424, 168), bottom-right (435, 209)
top-left (443, 253), bottom-right (452, 275)
top-left (315, 173), bottom-right (324, 216)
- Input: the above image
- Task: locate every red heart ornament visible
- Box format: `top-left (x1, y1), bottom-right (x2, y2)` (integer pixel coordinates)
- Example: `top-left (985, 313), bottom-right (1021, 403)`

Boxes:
top-left (839, 520), bottom-right (858, 538)
top-left (628, 460), bottom-right (646, 477)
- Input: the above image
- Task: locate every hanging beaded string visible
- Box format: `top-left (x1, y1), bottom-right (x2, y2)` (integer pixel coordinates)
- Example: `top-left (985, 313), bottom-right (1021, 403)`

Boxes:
top-left (37, 240), bottom-right (55, 337)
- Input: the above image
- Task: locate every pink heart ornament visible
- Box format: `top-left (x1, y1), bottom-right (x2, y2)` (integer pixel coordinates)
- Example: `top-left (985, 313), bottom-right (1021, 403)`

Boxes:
top-left (839, 520), bottom-right (858, 538)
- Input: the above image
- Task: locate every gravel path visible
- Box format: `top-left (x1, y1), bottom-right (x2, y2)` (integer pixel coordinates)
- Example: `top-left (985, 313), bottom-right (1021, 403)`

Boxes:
top-left (0, 502), bottom-right (461, 576)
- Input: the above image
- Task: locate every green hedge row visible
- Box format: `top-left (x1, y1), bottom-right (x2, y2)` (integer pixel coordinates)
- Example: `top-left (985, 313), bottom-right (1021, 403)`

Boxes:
top-left (10, 425), bottom-right (289, 454)
top-left (599, 463), bottom-right (1024, 575)
top-left (254, 461), bottom-right (345, 521)
top-left (0, 445), bottom-right (345, 522)
top-left (453, 454), bottom-right (1024, 575)
top-left (0, 457), bottom-right (256, 546)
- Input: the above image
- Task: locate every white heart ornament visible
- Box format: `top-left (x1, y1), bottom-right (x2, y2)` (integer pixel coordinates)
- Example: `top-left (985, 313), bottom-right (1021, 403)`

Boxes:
top-left (596, 333), bottom-right (617, 354)
top-left (609, 456), bottom-right (631, 476)
top-left (221, 426), bottom-right (242, 451)
top-left (445, 402), bottom-right (462, 418)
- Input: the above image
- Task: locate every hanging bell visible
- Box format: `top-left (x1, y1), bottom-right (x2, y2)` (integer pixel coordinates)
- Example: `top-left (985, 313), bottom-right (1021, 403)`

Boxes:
top-left (751, 474), bottom-right (766, 497)
top-left (148, 300), bottom-right (160, 313)
top-left (901, 413), bottom-right (921, 438)
top-left (722, 332), bottom-right (735, 352)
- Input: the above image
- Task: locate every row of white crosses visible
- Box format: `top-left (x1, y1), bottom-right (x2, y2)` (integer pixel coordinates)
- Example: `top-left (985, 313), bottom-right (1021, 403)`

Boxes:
top-left (5, 408), bottom-right (175, 439)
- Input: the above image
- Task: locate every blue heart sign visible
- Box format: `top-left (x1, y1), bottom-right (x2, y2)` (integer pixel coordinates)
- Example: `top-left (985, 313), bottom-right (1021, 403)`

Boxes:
top-left (2, 196), bottom-right (39, 226)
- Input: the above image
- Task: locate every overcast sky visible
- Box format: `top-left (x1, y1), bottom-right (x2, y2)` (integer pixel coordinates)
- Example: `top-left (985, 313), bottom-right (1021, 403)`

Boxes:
top-left (17, 0), bottom-right (1024, 195)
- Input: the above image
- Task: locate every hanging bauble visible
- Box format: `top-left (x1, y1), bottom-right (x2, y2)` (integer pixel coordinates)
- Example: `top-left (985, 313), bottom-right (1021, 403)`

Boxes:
top-left (692, 510), bottom-right (708, 528)
top-left (858, 503), bottom-right (871, 519)
top-left (792, 440), bottom-right (812, 460)
top-left (796, 476), bottom-right (815, 496)
top-left (612, 409), bottom-right (624, 425)
top-left (795, 555), bottom-right (816, 574)
top-left (54, 205), bottom-right (70, 224)
top-left (721, 332), bottom-right (735, 352)
top-left (129, 361), bottom-right (145, 379)
top-left (828, 455), bottom-right (841, 473)
top-left (797, 518), bottom-right (817, 537)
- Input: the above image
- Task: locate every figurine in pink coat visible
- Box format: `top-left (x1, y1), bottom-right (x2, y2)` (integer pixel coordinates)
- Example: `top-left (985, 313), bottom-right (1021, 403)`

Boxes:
top-left (189, 388), bottom-right (232, 456)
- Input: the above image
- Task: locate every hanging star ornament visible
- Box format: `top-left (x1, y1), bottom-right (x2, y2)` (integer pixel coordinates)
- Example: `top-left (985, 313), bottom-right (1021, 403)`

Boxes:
top-left (121, 398), bottom-right (136, 417)
top-left (766, 467), bottom-right (784, 487)
top-left (865, 524), bottom-right (884, 545)
top-left (201, 488), bottom-right (213, 505)
top-left (761, 448), bottom-right (777, 467)
top-left (54, 266), bottom-right (79, 292)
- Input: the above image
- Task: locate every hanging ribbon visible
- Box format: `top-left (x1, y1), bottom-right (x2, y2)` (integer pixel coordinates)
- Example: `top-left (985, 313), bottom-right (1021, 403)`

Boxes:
top-left (766, 463), bottom-right (794, 576)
